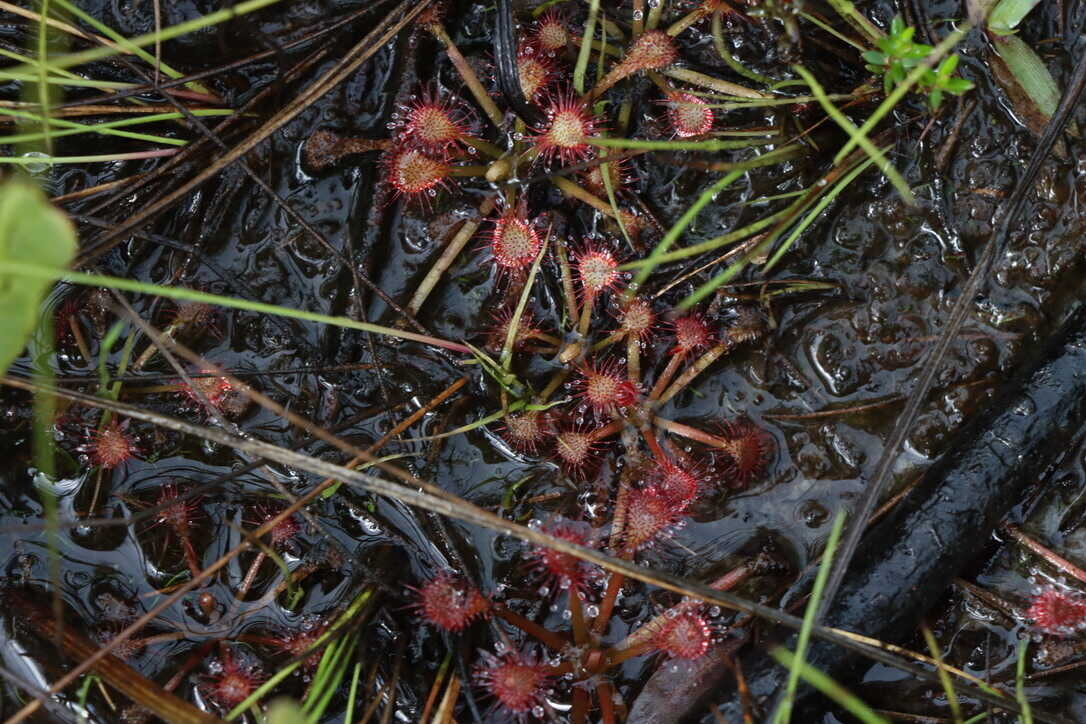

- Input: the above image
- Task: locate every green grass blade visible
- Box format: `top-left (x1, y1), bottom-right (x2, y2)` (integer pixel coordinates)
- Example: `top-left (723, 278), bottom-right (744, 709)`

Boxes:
top-left (799, 11), bottom-right (867, 51)
top-left (50, 0), bottom-right (207, 93)
top-left (407, 397), bottom-right (567, 443)
top-left (770, 648), bottom-right (890, 724)
top-left (0, 40), bottom-right (80, 81)
top-left (0, 150), bottom-right (178, 164)
top-left (225, 588), bottom-right (375, 720)
top-left (501, 239), bottom-right (547, 372)
top-left (763, 153), bottom-right (878, 272)
top-left (573, 0), bottom-right (600, 94)
top-left (7, 0), bottom-right (285, 77)
top-left (771, 510), bottom-right (847, 724)
top-left (600, 150), bottom-right (632, 246)
top-left (1, 109), bottom-right (232, 146)
top-left (303, 633), bottom-right (358, 721)
top-left (0, 262), bottom-right (472, 354)
top-left (343, 659), bottom-right (363, 724)
top-left (824, 0), bottom-right (884, 44)
top-left (675, 149), bottom-right (874, 309)
top-left (622, 205), bottom-right (793, 270)
top-left (793, 65), bottom-right (915, 204)
top-left (0, 71), bottom-right (137, 88)
top-left (630, 144), bottom-right (801, 289)
top-left (1016, 638), bottom-right (1033, 724)
top-left (3, 108), bottom-right (227, 145)
top-left (36, 0), bottom-right (53, 153)
top-left (922, 626), bottom-right (962, 723)
top-left (711, 10), bottom-right (774, 84)
top-left (319, 453), bottom-right (407, 499)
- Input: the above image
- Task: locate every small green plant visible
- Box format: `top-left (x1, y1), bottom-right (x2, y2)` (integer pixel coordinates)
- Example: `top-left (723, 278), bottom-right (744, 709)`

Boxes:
top-left (0, 180), bottom-right (76, 375)
top-left (863, 16), bottom-right (973, 109)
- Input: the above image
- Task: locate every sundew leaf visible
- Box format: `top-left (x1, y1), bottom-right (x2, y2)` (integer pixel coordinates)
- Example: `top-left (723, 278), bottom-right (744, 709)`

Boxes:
top-left (0, 181), bottom-right (76, 374)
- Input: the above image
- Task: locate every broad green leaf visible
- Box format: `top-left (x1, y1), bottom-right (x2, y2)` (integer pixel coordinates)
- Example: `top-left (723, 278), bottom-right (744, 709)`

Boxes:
top-left (990, 34), bottom-right (1060, 134)
top-left (0, 181), bottom-right (76, 374)
top-left (989, 0), bottom-right (1042, 34)
top-left (264, 698), bottom-right (306, 724)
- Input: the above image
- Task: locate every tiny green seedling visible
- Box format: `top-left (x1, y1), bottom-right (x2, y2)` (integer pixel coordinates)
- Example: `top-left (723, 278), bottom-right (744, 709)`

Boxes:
top-left (863, 16), bottom-right (973, 109)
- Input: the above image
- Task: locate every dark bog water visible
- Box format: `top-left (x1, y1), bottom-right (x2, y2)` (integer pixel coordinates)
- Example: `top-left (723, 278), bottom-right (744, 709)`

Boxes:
top-left (1, 0), bottom-right (1085, 720)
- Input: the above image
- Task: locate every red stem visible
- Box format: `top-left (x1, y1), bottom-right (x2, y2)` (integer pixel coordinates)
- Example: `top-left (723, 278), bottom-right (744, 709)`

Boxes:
top-left (494, 606), bottom-right (568, 652)
top-left (1005, 524), bottom-right (1086, 586)
top-left (642, 430), bottom-right (668, 463)
top-left (598, 681), bottom-right (617, 724)
top-left (593, 573), bottom-right (626, 635)
top-left (571, 687), bottom-right (590, 724)
top-left (179, 534), bottom-right (201, 578)
top-left (570, 591), bottom-right (588, 646)
top-left (648, 354), bottom-right (684, 401)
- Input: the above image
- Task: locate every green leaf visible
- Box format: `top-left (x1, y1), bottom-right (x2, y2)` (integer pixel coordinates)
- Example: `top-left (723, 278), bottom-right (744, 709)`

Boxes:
top-left (0, 181), bottom-right (76, 375)
top-left (939, 54), bottom-right (960, 76)
top-left (990, 34), bottom-right (1060, 133)
top-left (264, 697), bottom-right (306, 724)
top-left (989, 0), bottom-right (1042, 34)
top-left (770, 648), bottom-right (890, 724)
